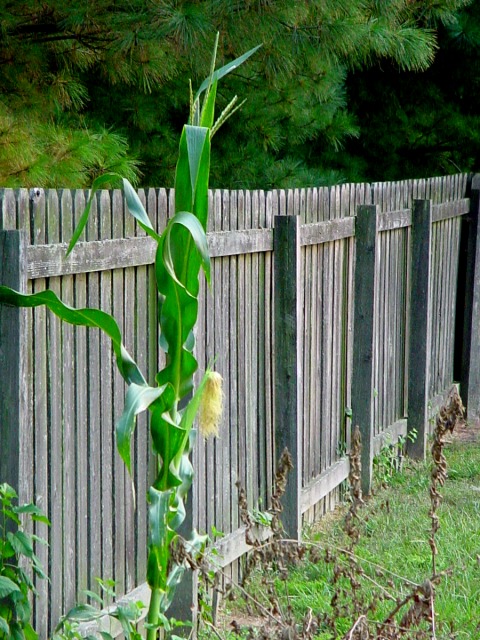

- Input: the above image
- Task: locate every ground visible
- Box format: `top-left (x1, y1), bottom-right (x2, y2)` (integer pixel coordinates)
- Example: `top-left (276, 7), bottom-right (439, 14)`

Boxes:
top-left (450, 416), bottom-right (480, 443)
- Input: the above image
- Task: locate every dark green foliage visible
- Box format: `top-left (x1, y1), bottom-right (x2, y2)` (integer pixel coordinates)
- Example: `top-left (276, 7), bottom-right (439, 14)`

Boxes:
top-left (0, 0), bottom-right (473, 189)
top-left (0, 483), bottom-right (48, 640)
top-left (339, 1), bottom-right (480, 182)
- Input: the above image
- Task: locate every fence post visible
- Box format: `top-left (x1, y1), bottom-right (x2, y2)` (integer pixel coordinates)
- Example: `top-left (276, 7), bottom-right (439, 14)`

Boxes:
top-left (274, 214), bottom-right (302, 540)
top-left (351, 204), bottom-right (377, 496)
top-left (407, 199), bottom-right (432, 459)
top-left (0, 230), bottom-right (28, 492)
top-left (458, 174), bottom-right (480, 418)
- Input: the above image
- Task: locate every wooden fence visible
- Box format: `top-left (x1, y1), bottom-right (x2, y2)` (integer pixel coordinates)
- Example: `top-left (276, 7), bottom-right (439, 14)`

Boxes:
top-left (1, 173), bottom-right (480, 636)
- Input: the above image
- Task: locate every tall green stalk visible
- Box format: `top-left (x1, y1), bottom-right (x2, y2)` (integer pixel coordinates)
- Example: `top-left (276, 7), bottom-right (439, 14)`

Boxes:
top-left (0, 36), bottom-right (259, 638)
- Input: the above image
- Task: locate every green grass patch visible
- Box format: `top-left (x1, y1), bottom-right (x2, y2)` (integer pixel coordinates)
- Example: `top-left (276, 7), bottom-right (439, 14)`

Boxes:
top-left (213, 440), bottom-right (480, 639)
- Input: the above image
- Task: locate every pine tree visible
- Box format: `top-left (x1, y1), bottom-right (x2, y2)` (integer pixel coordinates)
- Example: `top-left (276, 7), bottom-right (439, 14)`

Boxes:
top-left (336, 0), bottom-right (480, 182)
top-left (0, 0), bottom-right (472, 188)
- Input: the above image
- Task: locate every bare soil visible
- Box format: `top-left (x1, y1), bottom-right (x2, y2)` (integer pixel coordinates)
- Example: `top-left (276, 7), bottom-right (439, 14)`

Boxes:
top-left (449, 417), bottom-right (480, 443)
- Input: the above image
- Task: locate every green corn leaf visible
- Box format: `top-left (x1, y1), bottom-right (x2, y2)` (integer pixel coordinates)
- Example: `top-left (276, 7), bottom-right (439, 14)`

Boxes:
top-left (176, 454), bottom-right (194, 502)
top-left (169, 372), bottom-right (209, 470)
top-left (155, 337), bottom-right (198, 399)
top-left (0, 287), bottom-right (145, 386)
top-left (179, 372), bottom-right (208, 433)
top-left (67, 175), bottom-right (159, 256)
top-left (150, 410), bottom-right (185, 490)
top-left (66, 173), bottom-right (121, 255)
top-left (174, 125), bottom-right (211, 221)
top-left (0, 576), bottom-right (20, 598)
top-left (199, 78), bottom-right (218, 129)
top-left (122, 179), bottom-right (161, 242)
top-left (194, 44), bottom-right (262, 102)
top-left (162, 212), bottom-right (210, 292)
top-left (147, 488), bottom-right (174, 589)
top-left (154, 211), bottom-right (209, 400)
top-left (8, 621), bottom-right (23, 640)
top-left (168, 494), bottom-right (186, 532)
top-left (148, 488), bottom-right (172, 552)
top-left (185, 126), bottom-right (209, 198)
top-left (116, 382), bottom-right (170, 476)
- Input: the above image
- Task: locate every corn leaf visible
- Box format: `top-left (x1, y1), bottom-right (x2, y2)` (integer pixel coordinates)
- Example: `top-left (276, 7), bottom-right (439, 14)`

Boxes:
top-left (122, 179), bottom-right (161, 242)
top-left (147, 487), bottom-right (174, 589)
top-left (0, 287), bottom-right (145, 386)
top-left (116, 383), bottom-right (169, 475)
top-left (66, 173), bottom-right (120, 255)
top-left (194, 44), bottom-right (262, 102)
top-left (161, 212), bottom-right (210, 292)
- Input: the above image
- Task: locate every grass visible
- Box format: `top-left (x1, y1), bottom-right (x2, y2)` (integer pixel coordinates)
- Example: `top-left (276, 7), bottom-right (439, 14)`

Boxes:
top-left (286, 438), bottom-right (480, 638)
top-left (211, 438), bottom-right (480, 639)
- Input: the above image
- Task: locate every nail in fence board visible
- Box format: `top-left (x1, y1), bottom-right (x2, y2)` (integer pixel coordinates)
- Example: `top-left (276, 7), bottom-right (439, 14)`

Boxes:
top-left (351, 205), bottom-right (377, 495)
top-left (407, 200), bottom-right (433, 458)
top-left (274, 214), bottom-right (302, 540)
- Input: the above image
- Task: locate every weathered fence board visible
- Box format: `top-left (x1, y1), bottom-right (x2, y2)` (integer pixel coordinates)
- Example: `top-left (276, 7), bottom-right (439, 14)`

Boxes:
top-left (0, 174), bottom-right (477, 637)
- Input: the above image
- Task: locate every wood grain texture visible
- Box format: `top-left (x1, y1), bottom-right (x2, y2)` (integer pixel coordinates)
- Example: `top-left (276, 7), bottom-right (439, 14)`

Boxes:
top-left (0, 230), bottom-right (27, 492)
top-left (407, 200), bottom-right (433, 458)
top-left (0, 177), bottom-right (474, 634)
top-left (273, 214), bottom-right (302, 539)
top-left (351, 205), bottom-right (378, 495)
top-left (459, 175), bottom-right (480, 417)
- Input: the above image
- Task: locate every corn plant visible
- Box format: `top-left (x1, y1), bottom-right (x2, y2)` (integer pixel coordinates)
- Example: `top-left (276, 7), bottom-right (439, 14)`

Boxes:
top-left (0, 36), bottom-right (259, 639)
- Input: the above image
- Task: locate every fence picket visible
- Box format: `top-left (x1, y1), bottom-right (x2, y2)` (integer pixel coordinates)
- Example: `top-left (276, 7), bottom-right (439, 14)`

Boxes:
top-left (0, 175), bottom-right (475, 636)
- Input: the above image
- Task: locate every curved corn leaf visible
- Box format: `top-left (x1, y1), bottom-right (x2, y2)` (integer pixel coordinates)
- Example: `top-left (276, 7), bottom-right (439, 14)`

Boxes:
top-left (122, 179), bottom-right (161, 242)
top-left (161, 212), bottom-right (210, 292)
top-left (116, 383), bottom-right (170, 476)
top-left (194, 44), bottom-right (262, 103)
top-left (0, 287), bottom-right (145, 386)
top-left (66, 174), bottom-right (160, 256)
top-left (66, 173), bottom-right (121, 255)
top-left (154, 211), bottom-right (209, 398)
top-left (175, 453), bottom-right (194, 502)
top-left (150, 409), bottom-right (185, 490)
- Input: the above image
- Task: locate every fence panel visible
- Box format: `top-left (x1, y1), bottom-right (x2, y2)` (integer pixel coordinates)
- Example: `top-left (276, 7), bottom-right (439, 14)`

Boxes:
top-left (0, 174), bottom-right (477, 636)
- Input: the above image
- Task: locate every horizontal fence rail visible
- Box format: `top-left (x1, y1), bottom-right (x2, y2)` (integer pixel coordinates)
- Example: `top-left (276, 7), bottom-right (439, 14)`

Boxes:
top-left (1, 173), bottom-right (479, 637)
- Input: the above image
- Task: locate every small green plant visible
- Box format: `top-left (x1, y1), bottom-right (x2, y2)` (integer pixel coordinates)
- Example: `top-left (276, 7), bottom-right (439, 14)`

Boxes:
top-left (0, 35), bottom-right (259, 639)
top-left (373, 429), bottom-right (417, 487)
top-left (53, 578), bottom-right (147, 640)
top-left (0, 483), bottom-right (49, 640)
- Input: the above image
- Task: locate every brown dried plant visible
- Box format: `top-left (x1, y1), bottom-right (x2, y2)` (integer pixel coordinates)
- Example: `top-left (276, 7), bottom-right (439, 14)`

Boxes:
top-left (429, 385), bottom-right (465, 576)
top-left (196, 388), bottom-right (466, 640)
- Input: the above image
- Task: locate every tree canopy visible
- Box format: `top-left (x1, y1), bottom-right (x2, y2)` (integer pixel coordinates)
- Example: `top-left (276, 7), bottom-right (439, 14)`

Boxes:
top-left (337, 0), bottom-right (480, 182)
top-left (0, 0), bottom-right (476, 188)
